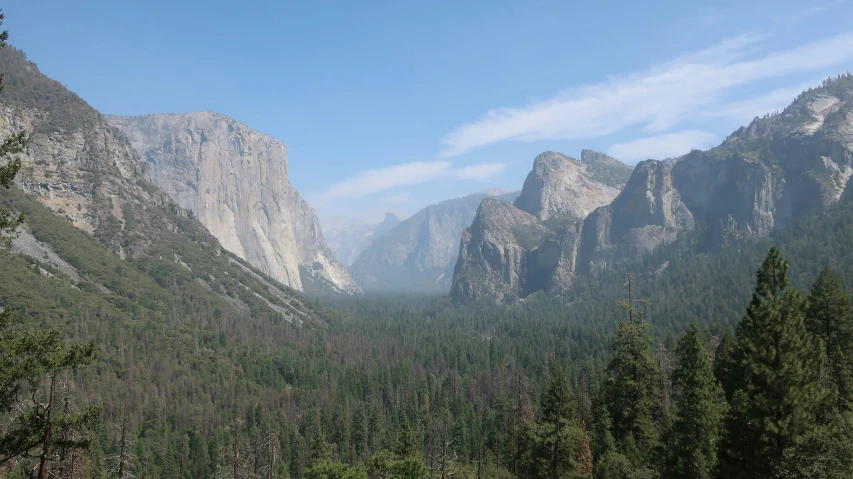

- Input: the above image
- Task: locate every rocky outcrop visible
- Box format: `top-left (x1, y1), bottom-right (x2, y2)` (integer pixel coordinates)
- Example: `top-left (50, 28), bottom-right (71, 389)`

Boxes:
top-left (349, 190), bottom-right (518, 293)
top-left (0, 46), bottom-right (163, 258)
top-left (578, 159), bottom-right (694, 274)
top-left (451, 151), bottom-right (631, 302)
top-left (107, 112), bottom-right (361, 295)
top-left (453, 75), bottom-right (853, 303)
top-left (514, 151), bottom-right (624, 221)
top-left (451, 198), bottom-right (553, 303)
top-left (325, 213), bottom-right (401, 267)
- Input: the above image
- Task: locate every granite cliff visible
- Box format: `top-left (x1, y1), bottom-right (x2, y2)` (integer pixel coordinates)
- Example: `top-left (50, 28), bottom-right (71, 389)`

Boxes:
top-left (107, 112), bottom-right (361, 295)
top-left (452, 75), bottom-right (853, 303)
top-left (451, 151), bottom-right (631, 303)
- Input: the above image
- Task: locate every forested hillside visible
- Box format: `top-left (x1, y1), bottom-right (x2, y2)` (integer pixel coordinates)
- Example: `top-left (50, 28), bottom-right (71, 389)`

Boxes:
top-left (3, 9), bottom-right (853, 479)
top-left (3, 161), bottom-right (853, 478)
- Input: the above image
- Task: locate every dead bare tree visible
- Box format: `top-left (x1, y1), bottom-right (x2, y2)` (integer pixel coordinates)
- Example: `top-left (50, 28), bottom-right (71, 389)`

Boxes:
top-left (36, 375), bottom-right (56, 479)
top-left (427, 416), bottom-right (459, 479)
top-left (107, 417), bottom-right (135, 479)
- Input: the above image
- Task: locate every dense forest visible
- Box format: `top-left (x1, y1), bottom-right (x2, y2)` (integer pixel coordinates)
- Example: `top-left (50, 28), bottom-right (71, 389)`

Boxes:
top-left (3, 11), bottom-right (853, 479)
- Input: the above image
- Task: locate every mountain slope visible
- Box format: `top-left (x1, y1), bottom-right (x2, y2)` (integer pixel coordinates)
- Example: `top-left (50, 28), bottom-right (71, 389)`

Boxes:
top-left (349, 190), bottom-right (519, 293)
top-left (106, 112), bottom-right (361, 296)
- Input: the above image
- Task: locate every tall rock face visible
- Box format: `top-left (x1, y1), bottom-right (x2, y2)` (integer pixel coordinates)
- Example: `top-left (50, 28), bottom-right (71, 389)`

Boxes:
top-left (107, 112), bottom-right (361, 295)
top-left (514, 151), bottom-right (623, 221)
top-left (453, 75), bottom-right (853, 303)
top-left (324, 212), bottom-right (401, 267)
top-left (349, 190), bottom-right (519, 293)
top-left (578, 159), bottom-right (694, 274)
top-left (452, 151), bottom-right (632, 303)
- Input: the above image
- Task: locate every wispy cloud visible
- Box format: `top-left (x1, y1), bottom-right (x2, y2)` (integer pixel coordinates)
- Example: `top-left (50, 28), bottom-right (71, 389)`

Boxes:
top-left (315, 161), bottom-right (508, 203)
top-left (439, 32), bottom-right (853, 158)
top-left (316, 161), bottom-right (451, 204)
top-left (607, 131), bottom-right (718, 163)
top-left (808, 0), bottom-right (844, 14)
top-left (450, 163), bottom-right (508, 181)
top-left (704, 80), bottom-right (819, 123)
top-left (381, 193), bottom-right (411, 205)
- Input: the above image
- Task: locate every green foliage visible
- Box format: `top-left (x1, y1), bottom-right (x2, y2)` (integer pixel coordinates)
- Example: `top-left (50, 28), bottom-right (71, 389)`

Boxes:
top-left (719, 247), bottom-right (831, 478)
top-left (532, 368), bottom-right (585, 478)
top-left (0, 13), bottom-right (26, 249)
top-left (367, 450), bottom-right (429, 479)
top-left (806, 268), bottom-right (853, 411)
top-left (603, 321), bottom-right (661, 465)
top-left (668, 324), bottom-right (725, 479)
top-left (306, 459), bottom-right (367, 479)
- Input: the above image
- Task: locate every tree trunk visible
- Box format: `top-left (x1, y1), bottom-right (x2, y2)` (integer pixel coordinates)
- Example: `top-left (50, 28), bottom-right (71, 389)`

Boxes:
top-left (37, 376), bottom-right (56, 479)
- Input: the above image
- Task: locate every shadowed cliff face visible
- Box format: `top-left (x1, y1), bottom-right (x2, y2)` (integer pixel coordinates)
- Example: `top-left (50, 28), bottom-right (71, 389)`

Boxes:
top-left (452, 151), bottom-right (631, 303)
top-left (452, 76), bottom-right (853, 303)
top-left (107, 112), bottom-right (361, 295)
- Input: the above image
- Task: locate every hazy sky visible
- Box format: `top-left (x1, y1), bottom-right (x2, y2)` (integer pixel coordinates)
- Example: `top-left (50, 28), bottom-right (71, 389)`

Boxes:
top-left (5, 0), bottom-right (853, 223)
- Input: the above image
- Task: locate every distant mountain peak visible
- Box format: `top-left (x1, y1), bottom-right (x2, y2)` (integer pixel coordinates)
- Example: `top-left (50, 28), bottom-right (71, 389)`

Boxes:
top-left (514, 151), bottom-right (624, 221)
top-left (375, 212), bottom-right (401, 236)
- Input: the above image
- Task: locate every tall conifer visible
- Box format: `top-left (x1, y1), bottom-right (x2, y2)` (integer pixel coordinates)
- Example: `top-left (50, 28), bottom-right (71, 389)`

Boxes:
top-left (718, 247), bottom-right (829, 478)
top-left (806, 268), bottom-right (853, 411)
top-left (669, 323), bottom-right (725, 479)
top-left (604, 321), bottom-right (661, 468)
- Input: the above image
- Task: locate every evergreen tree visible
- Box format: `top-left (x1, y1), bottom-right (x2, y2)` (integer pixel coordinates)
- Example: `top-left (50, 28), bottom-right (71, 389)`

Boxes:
top-left (603, 320), bottom-right (661, 467)
top-left (350, 408), bottom-right (366, 461)
top-left (668, 323), bottom-right (725, 479)
top-left (309, 431), bottom-right (331, 467)
top-left (392, 419), bottom-right (419, 459)
top-left (0, 9), bottom-right (26, 248)
top-left (718, 247), bottom-right (830, 478)
top-left (806, 268), bottom-right (853, 411)
top-left (533, 367), bottom-right (584, 478)
top-left (712, 328), bottom-right (737, 401)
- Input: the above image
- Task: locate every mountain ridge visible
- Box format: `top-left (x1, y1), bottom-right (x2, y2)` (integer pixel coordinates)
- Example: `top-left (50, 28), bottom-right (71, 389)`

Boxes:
top-left (451, 74), bottom-right (853, 303)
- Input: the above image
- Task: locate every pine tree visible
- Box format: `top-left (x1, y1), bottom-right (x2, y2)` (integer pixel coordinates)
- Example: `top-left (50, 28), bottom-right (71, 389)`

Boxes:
top-left (533, 367), bottom-right (584, 478)
top-left (718, 247), bottom-right (830, 478)
top-left (806, 268), bottom-right (853, 411)
top-left (0, 9), bottom-right (26, 247)
top-left (350, 408), bottom-right (366, 461)
top-left (603, 320), bottom-right (662, 466)
top-left (367, 423), bottom-right (429, 479)
top-left (712, 328), bottom-right (737, 401)
top-left (668, 323), bottom-right (725, 479)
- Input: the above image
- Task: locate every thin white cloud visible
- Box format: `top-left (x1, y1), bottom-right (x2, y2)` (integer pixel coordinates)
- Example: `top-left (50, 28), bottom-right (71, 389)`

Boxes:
top-left (381, 193), bottom-right (411, 205)
top-left (809, 0), bottom-right (844, 14)
top-left (607, 131), bottom-right (719, 163)
top-left (450, 163), bottom-right (508, 181)
top-left (439, 32), bottom-right (853, 158)
top-left (316, 161), bottom-right (451, 204)
top-left (704, 80), bottom-right (819, 123)
top-left (316, 161), bottom-right (509, 203)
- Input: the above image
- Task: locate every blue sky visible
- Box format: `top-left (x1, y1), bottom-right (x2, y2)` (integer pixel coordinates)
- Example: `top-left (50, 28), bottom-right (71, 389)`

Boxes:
top-left (5, 0), bottom-right (853, 223)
